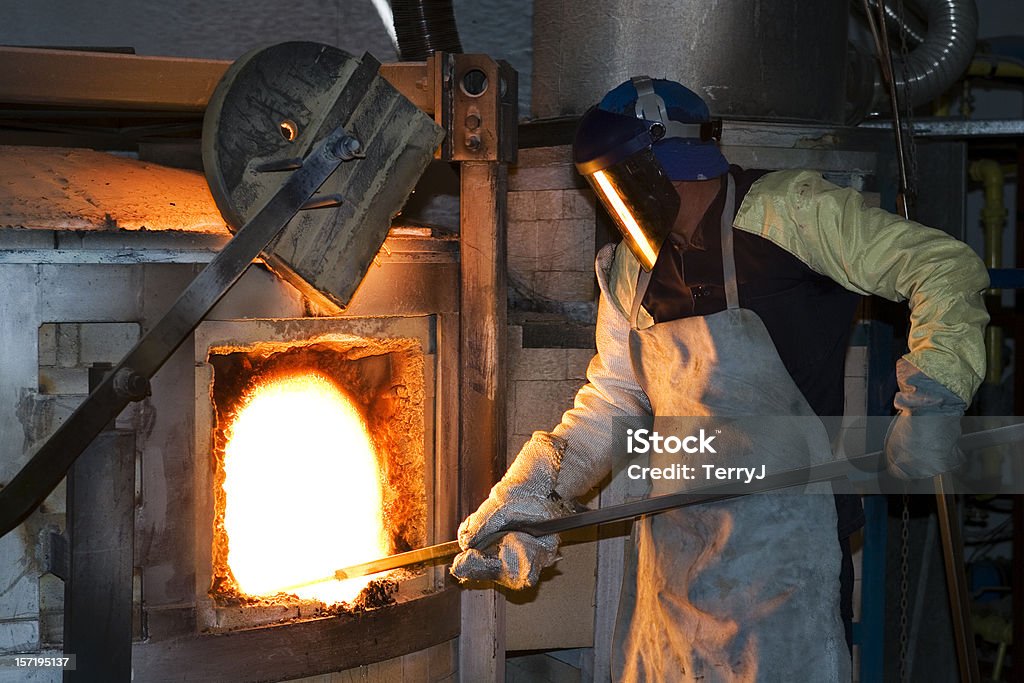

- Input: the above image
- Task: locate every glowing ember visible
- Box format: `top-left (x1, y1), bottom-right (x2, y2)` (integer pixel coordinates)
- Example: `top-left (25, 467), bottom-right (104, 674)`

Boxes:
top-left (222, 373), bottom-right (389, 604)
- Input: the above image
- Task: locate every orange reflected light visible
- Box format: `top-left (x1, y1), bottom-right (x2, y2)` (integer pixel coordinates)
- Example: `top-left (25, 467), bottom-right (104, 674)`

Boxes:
top-left (592, 169), bottom-right (659, 270)
top-left (222, 373), bottom-right (388, 604)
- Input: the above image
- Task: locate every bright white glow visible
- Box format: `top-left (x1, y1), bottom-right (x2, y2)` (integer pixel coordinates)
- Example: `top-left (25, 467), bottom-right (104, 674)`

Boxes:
top-left (370, 0), bottom-right (400, 54)
top-left (592, 170), bottom-right (658, 270)
top-left (222, 373), bottom-right (388, 604)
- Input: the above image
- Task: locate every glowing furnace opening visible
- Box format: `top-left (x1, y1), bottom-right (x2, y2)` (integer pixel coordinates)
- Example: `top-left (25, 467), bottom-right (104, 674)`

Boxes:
top-left (207, 335), bottom-right (428, 613)
top-left (222, 373), bottom-right (388, 604)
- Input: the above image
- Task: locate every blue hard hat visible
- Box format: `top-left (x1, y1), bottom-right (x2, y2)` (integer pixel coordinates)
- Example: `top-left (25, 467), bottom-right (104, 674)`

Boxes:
top-left (598, 77), bottom-right (729, 181)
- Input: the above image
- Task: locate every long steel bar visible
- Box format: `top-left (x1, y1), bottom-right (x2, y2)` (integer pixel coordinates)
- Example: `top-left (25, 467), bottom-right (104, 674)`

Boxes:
top-left (935, 474), bottom-right (982, 682)
top-left (292, 423), bottom-right (1024, 585)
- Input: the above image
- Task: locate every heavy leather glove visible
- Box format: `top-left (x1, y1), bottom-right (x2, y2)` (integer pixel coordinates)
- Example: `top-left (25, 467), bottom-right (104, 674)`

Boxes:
top-left (885, 359), bottom-right (968, 479)
top-left (450, 432), bottom-right (570, 590)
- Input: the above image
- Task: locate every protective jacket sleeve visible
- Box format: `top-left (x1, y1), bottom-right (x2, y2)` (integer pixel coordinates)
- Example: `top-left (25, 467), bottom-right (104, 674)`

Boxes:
top-left (733, 170), bottom-right (990, 404)
top-left (548, 242), bottom-right (654, 499)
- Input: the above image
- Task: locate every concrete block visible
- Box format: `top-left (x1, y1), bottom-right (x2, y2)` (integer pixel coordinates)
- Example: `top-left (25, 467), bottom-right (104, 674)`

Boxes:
top-left (508, 249), bottom-right (540, 282)
top-left (0, 531), bottom-right (40, 641)
top-left (55, 323), bottom-right (79, 368)
top-left (140, 264), bottom-right (195, 327)
top-left (0, 228), bottom-right (56, 249)
top-left (514, 379), bottom-right (584, 434)
top-left (0, 569), bottom-right (38, 623)
top-left (545, 219), bottom-right (597, 272)
top-left (509, 165), bottom-right (587, 192)
top-left (79, 322), bottom-right (139, 364)
top-left (0, 659), bottom-right (62, 682)
top-left (0, 620), bottom-right (39, 653)
top-left (532, 271), bottom-right (596, 303)
top-left (507, 221), bottom-right (542, 276)
top-left (531, 190), bottom-right (563, 221)
top-left (514, 348), bottom-right (567, 381)
top-left (566, 349), bottom-right (595, 380)
top-left (562, 188), bottom-right (596, 219)
top-left (517, 146), bottom-right (573, 168)
top-left (37, 325), bottom-right (56, 367)
top-left (37, 367), bottom-right (89, 395)
top-left (507, 192), bottom-right (537, 222)
top-left (38, 264), bottom-right (141, 321)
top-left (507, 218), bottom-right (540, 254)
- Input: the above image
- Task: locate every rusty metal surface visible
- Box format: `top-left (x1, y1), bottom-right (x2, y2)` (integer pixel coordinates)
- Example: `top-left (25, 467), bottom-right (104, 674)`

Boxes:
top-left (202, 42), bottom-right (445, 311)
top-left (435, 53), bottom-right (518, 163)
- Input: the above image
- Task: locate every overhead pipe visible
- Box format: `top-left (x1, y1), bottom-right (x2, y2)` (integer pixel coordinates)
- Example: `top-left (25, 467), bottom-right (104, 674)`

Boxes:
top-left (969, 159), bottom-right (1007, 385)
top-left (855, 0), bottom-right (928, 47)
top-left (391, 0), bottom-right (463, 61)
top-left (849, 0), bottom-right (978, 117)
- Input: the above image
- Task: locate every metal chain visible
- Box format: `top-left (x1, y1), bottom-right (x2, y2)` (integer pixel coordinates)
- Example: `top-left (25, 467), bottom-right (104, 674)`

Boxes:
top-left (899, 493), bottom-right (911, 683)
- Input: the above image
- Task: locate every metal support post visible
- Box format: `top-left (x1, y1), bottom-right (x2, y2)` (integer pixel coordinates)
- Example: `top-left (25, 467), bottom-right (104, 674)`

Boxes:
top-left (63, 364), bottom-right (135, 682)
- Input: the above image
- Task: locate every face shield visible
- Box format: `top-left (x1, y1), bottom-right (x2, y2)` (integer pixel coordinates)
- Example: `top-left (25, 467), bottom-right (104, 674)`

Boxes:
top-left (574, 108), bottom-right (680, 272)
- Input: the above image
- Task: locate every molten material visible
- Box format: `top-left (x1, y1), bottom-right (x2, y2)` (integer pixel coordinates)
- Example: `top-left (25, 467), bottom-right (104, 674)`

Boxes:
top-left (223, 373), bottom-right (389, 604)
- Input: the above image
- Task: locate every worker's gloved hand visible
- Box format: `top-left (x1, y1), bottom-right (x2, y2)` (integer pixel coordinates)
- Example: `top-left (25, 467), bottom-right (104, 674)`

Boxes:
top-left (450, 433), bottom-right (569, 590)
top-left (884, 359), bottom-right (968, 479)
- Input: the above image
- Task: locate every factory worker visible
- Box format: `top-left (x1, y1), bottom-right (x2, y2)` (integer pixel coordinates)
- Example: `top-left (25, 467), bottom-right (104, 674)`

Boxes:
top-left (451, 77), bottom-right (989, 681)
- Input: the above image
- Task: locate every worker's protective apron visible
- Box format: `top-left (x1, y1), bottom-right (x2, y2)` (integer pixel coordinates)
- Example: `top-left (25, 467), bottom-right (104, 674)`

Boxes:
top-left (611, 176), bottom-right (851, 682)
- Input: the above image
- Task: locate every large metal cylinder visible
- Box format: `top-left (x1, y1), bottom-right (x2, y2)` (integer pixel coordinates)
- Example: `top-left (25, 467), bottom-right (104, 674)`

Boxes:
top-left (531, 0), bottom-right (850, 123)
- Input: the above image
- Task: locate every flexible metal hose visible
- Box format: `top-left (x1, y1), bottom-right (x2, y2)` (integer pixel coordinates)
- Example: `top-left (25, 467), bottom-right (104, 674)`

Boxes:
top-left (849, 0), bottom-right (978, 118)
top-left (392, 0), bottom-right (463, 61)
top-left (875, 0), bottom-right (978, 110)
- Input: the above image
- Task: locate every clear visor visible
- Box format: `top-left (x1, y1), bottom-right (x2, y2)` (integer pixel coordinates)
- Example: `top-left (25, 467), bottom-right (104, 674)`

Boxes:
top-left (584, 148), bottom-right (680, 271)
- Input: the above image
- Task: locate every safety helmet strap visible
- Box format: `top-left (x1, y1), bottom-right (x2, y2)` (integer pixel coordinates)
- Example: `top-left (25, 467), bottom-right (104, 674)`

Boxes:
top-left (631, 76), bottom-right (721, 142)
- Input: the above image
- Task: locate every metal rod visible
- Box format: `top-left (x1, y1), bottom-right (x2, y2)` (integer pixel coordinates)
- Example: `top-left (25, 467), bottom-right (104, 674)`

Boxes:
top-left (292, 423), bottom-right (1024, 585)
top-left (934, 474), bottom-right (982, 683)
top-left (863, 0), bottom-right (914, 219)
top-left (281, 541), bottom-right (464, 591)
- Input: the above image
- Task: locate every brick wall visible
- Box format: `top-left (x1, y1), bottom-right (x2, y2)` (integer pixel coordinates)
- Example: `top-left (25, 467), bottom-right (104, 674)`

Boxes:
top-left (505, 145), bottom-right (601, 466)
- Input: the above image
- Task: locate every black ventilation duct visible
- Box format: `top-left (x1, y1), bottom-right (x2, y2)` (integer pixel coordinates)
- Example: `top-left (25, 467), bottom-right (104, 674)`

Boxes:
top-left (392, 0), bottom-right (464, 61)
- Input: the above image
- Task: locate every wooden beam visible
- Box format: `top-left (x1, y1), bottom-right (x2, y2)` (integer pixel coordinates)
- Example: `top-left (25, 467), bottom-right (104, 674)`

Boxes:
top-left (0, 47), bottom-right (435, 114)
top-left (458, 160), bottom-right (508, 682)
top-left (0, 47), bottom-right (227, 112)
